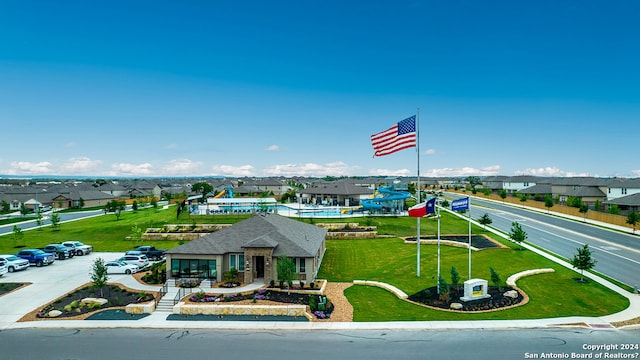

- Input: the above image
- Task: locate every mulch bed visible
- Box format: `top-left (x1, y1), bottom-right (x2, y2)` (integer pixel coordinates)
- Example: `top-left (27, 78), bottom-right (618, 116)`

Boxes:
top-left (0, 282), bottom-right (29, 296)
top-left (34, 283), bottom-right (155, 319)
top-left (408, 285), bottom-right (524, 311)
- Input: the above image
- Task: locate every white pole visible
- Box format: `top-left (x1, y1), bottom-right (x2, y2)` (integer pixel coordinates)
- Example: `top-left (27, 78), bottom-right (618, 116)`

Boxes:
top-left (416, 108), bottom-right (421, 277)
top-left (468, 198), bottom-right (472, 280)
top-left (437, 202), bottom-right (441, 293)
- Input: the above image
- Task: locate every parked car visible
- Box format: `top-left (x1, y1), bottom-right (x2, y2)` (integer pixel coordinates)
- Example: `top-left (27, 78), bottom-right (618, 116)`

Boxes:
top-left (42, 244), bottom-right (74, 260)
top-left (16, 249), bottom-right (55, 267)
top-left (62, 241), bottom-right (93, 256)
top-left (129, 245), bottom-right (166, 261)
top-left (0, 260), bottom-right (7, 277)
top-left (116, 254), bottom-right (149, 269)
top-left (105, 260), bottom-right (140, 275)
top-left (0, 254), bottom-right (30, 272)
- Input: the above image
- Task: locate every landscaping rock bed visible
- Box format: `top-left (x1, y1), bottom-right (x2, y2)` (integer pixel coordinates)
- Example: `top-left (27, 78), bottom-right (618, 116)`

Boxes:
top-left (35, 284), bottom-right (155, 319)
top-left (408, 286), bottom-right (524, 312)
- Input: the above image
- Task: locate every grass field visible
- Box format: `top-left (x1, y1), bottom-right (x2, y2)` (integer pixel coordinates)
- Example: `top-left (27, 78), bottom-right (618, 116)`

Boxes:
top-left (1, 207), bottom-right (630, 321)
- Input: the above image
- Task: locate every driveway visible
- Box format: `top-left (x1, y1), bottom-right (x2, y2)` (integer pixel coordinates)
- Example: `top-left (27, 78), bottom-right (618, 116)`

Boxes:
top-left (0, 252), bottom-right (158, 329)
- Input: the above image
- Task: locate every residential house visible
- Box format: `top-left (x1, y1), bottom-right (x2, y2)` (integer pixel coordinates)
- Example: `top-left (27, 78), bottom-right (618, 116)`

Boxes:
top-left (165, 214), bottom-right (327, 285)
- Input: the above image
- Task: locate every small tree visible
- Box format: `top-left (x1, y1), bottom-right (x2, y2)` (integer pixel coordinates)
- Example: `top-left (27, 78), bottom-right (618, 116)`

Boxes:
top-left (608, 204), bottom-right (621, 215)
top-left (509, 221), bottom-right (527, 250)
top-left (12, 225), bottom-right (24, 247)
top-left (105, 200), bottom-right (126, 220)
top-left (519, 193), bottom-right (527, 206)
top-left (544, 194), bottom-right (554, 213)
top-left (499, 189), bottom-right (507, 202)
top-left (626, 211), bottom-right (638, 234)
top-left (35, 210), bottom-right (43, 229)
top-left (489, 267), bottom-right (502, 291)
top-left (450, 266), bottom-right (460, 291)
top-left (91, 257), bottom-right (109, 297)
top-left (20, 204), bottom-right (30, 217)
top-left (192, 182), bottom-right (213, 203)
top-left (571, 244), bottom-right (597, 282)
top-left (276, 255), bottom-right (296, 291)
top-left (1, 200), bottom-right (9, 213)
top-left (579, 204), bottom-right (588, 221)
top-left (478, 213), bottom-right (492, 230)
top-left (130, 224), bottom-right (143, 245)
top-left (50, 212), bottom-right (61, 231)
top-left (437, 275), bottom-right (450, 300)
top-left (132, 200), bottom-right (138, 212)
top-left (150, 196), bottom-right (158, 210)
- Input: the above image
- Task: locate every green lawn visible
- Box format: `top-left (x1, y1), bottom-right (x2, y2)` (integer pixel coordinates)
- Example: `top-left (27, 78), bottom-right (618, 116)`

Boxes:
top-left (2, 208), bottom-right (630, 321)
top-left (318, 235), bottom-right (629, 321)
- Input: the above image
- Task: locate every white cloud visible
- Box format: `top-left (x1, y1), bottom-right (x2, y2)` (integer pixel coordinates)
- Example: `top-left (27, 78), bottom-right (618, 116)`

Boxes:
top-left (422, 165), bottom-right (501, 177)
top-left (162, 159), bottom-right (203, 176)
top-left (424, 148), bottom-right (436, 155)
top-left (110, 162), bottom-right (154, 176)
top-left (265, 145), bottom-right (280, 151)
top-left (632, 169), bottom-right (640, 177)
top-left (211, 164), bottom-right (256, 177)
top-left (8, 161), bottom-right (54, 174)
top-left (59, 157), bottom-right (101, 174)
top-left (263, 161), bottom-right (354, 177)
top-left (368, 168), bottom-right (413, 177)
top-left (514, 167), bottom-right (591, 177)
top-left (64, 142), bottom-right (77, 148)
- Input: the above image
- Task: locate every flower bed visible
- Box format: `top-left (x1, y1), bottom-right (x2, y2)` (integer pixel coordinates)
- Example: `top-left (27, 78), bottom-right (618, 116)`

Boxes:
top-left (187, 288), bottom-right (334, 319)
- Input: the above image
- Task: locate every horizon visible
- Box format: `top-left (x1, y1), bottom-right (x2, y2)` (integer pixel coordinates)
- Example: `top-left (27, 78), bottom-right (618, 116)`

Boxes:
top-left (2, 1), bottom-right (638, 178)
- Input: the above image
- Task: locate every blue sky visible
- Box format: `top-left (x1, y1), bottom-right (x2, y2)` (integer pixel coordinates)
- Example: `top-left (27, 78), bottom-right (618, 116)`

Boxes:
top-left (1, 1), bottom-right (638, 178)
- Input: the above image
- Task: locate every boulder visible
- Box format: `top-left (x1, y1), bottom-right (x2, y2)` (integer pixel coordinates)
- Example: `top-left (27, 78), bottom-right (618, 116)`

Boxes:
top-left (503, 290), bottom-right (518, 299)
top-left (81, 297), bottom-right (108, 306)
top-left (449, 302), bottom-right (463, 310)
top-left (48, 310), bottom-right (62, 318)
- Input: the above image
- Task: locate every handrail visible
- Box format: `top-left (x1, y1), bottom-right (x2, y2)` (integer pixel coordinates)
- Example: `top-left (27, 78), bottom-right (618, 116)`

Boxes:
top-left (155, 282), bottom-right (168, 308)
top-left (173, 286), bottom-right (196, 305)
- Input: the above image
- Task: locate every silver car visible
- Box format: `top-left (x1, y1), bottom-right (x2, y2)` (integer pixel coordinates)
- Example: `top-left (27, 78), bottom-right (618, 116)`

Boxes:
top-left (116, 254), bottom-right (149, 269)
top-left (0, 254), bottom-right (30, 272)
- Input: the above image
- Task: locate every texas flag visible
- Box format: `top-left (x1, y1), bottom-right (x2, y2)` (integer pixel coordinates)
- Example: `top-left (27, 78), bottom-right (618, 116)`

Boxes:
top-left (408, 197), bottom-right (437, 217)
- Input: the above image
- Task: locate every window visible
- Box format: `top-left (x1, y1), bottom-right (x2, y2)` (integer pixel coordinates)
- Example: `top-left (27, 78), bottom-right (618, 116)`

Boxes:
top-left (299, 258), bottom-right (306, 273)
top-left (171, 259), bottom-right (216, 278)
top-left (229, 254), bottom-right (245, 271)
top-left (623, 188), bottom-right (628, 195)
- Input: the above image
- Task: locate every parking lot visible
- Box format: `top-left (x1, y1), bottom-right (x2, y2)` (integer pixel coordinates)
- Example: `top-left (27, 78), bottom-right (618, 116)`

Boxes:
top-left (0, 252), bottom-right (159, 329)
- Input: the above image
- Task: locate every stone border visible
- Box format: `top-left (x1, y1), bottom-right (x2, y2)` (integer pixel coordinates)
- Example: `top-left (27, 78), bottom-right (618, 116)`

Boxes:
top-left (402, 234), bottom-right (507, 250)
top-left (353, 280), bottom-right (407, 299)
top-left (354, 269), bottom-right (555, 313)
top-left (506, 268), bottom-right (555, 287)
top-left (174, 303), bottom-right (310, 320)
top-left (126, 301), bottom-right (156, 314)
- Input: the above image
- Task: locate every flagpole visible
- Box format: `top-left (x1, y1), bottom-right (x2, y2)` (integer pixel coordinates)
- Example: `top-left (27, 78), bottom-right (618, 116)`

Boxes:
top-left (468, 199), bottom-right (472, 280)
top-left (416, 108), bottom-right (421, 277)
top-left (437, 201), bottom-right (441, 293)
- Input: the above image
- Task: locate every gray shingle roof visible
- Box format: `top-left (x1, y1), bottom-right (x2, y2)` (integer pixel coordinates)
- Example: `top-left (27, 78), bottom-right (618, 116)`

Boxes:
top-left (166, 214), bottom-right (327, 257)
top-left (604, 193), bottom-right (640, 206)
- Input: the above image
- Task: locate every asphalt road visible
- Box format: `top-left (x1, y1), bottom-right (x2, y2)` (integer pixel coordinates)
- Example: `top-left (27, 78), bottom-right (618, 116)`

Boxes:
top-left (0, 209), bottom-right (105, 235)
top-left (446, 193), bottom-right (640, 289)
top-left (1, 328), bottom-right (638, 360)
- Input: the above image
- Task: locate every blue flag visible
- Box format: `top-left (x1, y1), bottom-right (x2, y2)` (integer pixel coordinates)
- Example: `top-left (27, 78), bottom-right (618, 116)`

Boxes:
top-left (451, 197), bottom-right (470, 211)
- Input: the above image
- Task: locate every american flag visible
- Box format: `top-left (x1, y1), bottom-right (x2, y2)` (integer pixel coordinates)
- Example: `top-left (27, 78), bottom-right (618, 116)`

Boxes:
top-left (371, 116), bottom-right (417, 157)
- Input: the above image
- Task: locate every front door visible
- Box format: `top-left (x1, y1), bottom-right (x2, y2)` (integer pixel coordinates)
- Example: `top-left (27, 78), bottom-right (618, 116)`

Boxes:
top-left (256, 256), bottom-right (264, 278)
